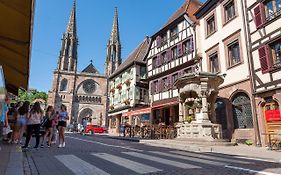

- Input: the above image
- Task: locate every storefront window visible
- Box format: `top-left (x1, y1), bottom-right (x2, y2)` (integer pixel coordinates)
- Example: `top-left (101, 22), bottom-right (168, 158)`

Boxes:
top-left (0, 66), bottom-right (6, 121)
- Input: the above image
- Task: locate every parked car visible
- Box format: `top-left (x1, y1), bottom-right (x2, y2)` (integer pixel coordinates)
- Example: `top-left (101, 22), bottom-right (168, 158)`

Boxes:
top-left (84, 125), bottom-right (107, 134)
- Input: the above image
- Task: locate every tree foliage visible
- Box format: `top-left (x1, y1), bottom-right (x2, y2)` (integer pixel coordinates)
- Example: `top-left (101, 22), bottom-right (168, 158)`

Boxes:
top-left (15, 89), bottom-right (48, 103)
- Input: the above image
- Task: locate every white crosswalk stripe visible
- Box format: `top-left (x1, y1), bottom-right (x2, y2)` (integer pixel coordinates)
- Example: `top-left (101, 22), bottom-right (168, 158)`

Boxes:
top-left (149, 151), bottom-right (225, 166)
top-left (92, 153), bottom-right (162, 174)
top-left (170, 151), bottom-right (251, 164)
top-left (55, 155), bottom-right (110, 175)
top-left (122, 152), bottom-right (201, 169)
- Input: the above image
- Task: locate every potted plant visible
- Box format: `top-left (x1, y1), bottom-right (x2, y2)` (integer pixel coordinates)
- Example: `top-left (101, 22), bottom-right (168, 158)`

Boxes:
top-left (123, 99), bottom-right (130, 105)
top-left (185, 115), bottom-right (193, 123)
top-left (245, 139), bottom-right (253, 146)
top-left (125, 79), bottom-right (131, 86)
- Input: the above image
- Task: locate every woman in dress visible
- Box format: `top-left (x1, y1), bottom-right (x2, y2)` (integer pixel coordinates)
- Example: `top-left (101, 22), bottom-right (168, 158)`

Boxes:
top-left (22, 102), bottom-right (43, 149)
top-left (58, 104), bottom-right (69, 148)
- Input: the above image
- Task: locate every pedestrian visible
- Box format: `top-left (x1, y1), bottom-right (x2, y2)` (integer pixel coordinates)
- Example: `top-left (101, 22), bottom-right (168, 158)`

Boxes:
top-left (40, 106), bottom-right (55, 148)
top-left (1, 96), bottom-right (11, 141)
top-left (58, 104), bottom-right (69, 148)
top-left (22, 102), bottom-right (43, 149)
top-left (51, 111), bottom-right (59, 144)
top-left (14, 101), bottom-right (29, 144)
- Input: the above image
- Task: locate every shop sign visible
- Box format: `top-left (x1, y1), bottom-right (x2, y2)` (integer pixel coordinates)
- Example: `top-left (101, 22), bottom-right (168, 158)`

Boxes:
top-left (265, 109), bottom-right (281, 122)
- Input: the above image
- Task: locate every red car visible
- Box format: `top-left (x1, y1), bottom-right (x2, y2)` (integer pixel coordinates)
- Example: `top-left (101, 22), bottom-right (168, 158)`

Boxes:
top-left (84, 125), bottom-right (107, 134)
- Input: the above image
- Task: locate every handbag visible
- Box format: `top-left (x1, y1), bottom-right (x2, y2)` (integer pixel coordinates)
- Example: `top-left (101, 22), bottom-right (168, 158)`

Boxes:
top-left (3, 125), bottom-right (12, 135)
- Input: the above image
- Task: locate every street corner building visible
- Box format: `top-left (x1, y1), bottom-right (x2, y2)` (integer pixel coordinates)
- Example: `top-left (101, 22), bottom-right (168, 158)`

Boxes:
top-left (47, 2), bottom-right (111, 126)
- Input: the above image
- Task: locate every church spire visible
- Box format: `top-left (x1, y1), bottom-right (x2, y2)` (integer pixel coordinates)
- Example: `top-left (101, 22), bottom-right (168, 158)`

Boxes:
top-left (57, 0), bottom-right (78, 72)
top-left (66, 0), bottom-right (77, 36)
top-left (109, 7), bottom-right (120, 44)
top-left (104, 7), bottom-right (122, 77)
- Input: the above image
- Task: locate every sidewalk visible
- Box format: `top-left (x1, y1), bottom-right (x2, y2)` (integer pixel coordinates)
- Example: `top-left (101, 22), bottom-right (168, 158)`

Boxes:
top-left (139, 139), bottom-right (281, 163)
top-left (0, 142), bottom-right (24, 175)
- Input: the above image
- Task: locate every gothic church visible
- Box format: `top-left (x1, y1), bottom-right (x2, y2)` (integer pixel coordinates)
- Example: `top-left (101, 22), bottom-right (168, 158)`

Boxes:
top-left (47, 1), bottom-right (121, 126)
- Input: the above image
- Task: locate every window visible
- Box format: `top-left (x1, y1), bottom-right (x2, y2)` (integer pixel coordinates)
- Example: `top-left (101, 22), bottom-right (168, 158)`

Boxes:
top-left (264, 0), bottom-right (281, 21)
top-left (171, 47), bottom-right (178, 60)
top-left (270, 41), bottom-right (281, 68)
top-left (140, 66), bottom-right (146, 79)
top-left (182, 38), bottom-right (194, 54)
top-left (209, 52), bottom-right (220, 73)
top-left (227, 40), bottom-right (241, 67)
top-left (206, 15), bottom-right (216, 36)
top-left (153, 80), bottom-right (158, 94)
top-left (162, 52), bottom-right (169, 64)
top-left (60, 79), bottom-right (68, 91)
top-left (170, 26), bottom-right (179, 41)
top-left (161, 33), bottom-right (168, 46)
top-left (172, 73), bottom-right (178, 87)
top-left (162, 77), bottom-right (169, 91)
top-left (152, 57), bottom-right (157, 68)
top-left (224, 0), bottom-right (236, 22)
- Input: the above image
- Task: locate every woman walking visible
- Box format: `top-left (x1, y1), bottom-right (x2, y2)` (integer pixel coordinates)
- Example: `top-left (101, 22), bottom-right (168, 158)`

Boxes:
top-left (22, 102), bottom-right (43, 149)
top-left (14, 101), bottom-right (29, 144)
top-left (40, 106), bottom-right (54, 148)
top-left (58, 104), bottom-right (69, 148)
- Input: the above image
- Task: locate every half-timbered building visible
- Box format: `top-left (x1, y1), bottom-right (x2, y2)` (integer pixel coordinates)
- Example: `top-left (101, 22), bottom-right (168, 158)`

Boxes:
top-left (245, 0), bottom-right (281, 145)
top-left (146, 0), bottom-right (202, 127)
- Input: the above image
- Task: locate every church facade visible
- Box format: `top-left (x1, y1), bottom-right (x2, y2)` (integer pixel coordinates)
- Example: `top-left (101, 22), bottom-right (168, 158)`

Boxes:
top-left (47, 2), bottom-right (121, 126)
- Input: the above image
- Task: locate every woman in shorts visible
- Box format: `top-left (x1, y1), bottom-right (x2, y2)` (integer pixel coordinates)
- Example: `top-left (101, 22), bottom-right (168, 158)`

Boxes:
top-left (57, 104), bottom-right (69, 148)
top-left (40, 106), bottom-right (54, 148)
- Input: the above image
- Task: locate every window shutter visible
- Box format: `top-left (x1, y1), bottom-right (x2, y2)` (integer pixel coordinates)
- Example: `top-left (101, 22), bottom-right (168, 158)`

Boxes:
top-left (168, 75), bottom-right (172, 89)
top-left (190, 37), bottom-right (194, 52)
top-left (258, 45), bottom-right (270, 73)
top-left (157, 54), bottom-right (162, 67)
top-left (150, 82), bottom-right (153, 95)
top-left (156, 36), bottom-right (161, 47)
top-left (167, 49), bottom-right (172, 61)
top-left (254, 4), bottom-right (264, 29)
top-left (177, 43), bottom-right (183, 57)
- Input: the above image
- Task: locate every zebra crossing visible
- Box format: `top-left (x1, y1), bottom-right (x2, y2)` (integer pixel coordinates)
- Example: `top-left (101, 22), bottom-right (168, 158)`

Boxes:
top-left (54, 150), bottom-right (281, 175)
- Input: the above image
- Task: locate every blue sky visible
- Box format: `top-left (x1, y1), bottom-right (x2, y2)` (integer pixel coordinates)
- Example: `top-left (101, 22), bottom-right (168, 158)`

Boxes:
top-left (30, 0), bottom-right (205, 92)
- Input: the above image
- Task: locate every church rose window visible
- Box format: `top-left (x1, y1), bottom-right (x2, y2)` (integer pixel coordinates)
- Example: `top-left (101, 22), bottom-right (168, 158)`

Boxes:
top-left (83, 79), bottom-right (96, 94)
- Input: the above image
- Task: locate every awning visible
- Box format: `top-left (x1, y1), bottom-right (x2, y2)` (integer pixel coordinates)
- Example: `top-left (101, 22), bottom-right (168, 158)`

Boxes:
top-left (0, 0), bottom-right (35, 94)
top-left (122, 107), bottom-right (151, 117)
top-left (108, 109), bottom-right (129, 117)
top-left (152, 101), bottom-right (178, 109)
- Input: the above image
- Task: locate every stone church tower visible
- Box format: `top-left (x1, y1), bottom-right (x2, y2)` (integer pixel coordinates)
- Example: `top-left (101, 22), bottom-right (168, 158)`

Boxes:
top-left (104, 7), bottom-right (121, 77)
top-left (48, 1), bottom-right (107, 126)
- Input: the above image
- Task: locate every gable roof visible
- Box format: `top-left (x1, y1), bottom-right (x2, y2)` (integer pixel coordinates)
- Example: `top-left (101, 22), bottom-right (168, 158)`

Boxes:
top-left (153, 0), bottom-right (202, 38)
top-left (109, 37), bottom-right (151, 79)
top-left (82, 63), bottom-right (100, 74)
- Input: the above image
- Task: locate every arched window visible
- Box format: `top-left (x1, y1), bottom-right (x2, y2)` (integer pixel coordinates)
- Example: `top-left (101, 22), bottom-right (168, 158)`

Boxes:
top-left (232, 92), bottom-right (253, 129)
top-left (60, 79), bottom-right (68, 91)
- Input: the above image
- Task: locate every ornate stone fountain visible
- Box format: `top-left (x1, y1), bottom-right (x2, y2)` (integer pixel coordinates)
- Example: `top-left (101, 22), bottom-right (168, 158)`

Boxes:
top-left (175, 72), bottom-right (224, 141)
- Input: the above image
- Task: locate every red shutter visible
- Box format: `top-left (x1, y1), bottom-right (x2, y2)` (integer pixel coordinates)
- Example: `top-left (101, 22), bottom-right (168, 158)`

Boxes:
top-left (177, 43), bottom-right (183, 57)
top-left (258, 45), bottom-right (271, 73)
top-left (150, 82), bottom-right (154, 95)
top-left (168, 75), bottom-right (172, 89)
top-left (156, 36), bottom-right (161, 47)
top-left (167, 49), bottom-right (172, 61)
top-left (157, 54), bottom-right (162, 67)
top-left (254, 4), bottom-right (265, 29)
top-left (190, 37), bottom-right (194, 52)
